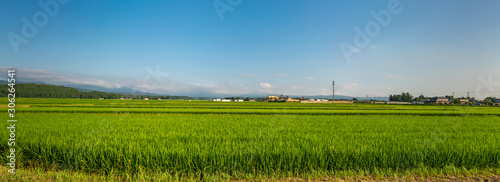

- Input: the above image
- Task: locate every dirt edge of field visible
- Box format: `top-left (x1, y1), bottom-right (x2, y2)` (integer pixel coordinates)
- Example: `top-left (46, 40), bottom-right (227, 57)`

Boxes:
top-left (1, 166), bottom-right (499, 182)
top-left (271, 175), bottom-right (500, 182)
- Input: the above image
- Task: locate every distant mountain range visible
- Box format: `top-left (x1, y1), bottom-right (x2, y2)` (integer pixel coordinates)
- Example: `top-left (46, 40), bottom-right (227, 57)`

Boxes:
top-left (64, 84), bottom-right (145, 94)
top-left (0, 81), bottom-right (388, 101)
top-left (67, 84), bottom-right (388, 100)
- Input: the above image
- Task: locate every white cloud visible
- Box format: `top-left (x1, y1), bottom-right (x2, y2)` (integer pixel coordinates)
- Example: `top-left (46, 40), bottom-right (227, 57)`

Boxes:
top-left (241, 74), bottom-right (257, 77)
top-left (387, 74), bottom-right (401, 78)
top-left (387, 74), bottom-right (415, 80)
top-left (336, 83), bottom-right (360, 95)
top-left (285, 84), bottom-right (330, 95)
top-left (0, 66), bottom-right (122, 89)
top-left (193, 83), bottom-right (217, 88)
top-left (377, 86), bottom-right (393, 95)
top-left (275, 73), bottom-right (287, 77)
top-left (379, 86), bottom-right (392, 92)
top-left (239, 83), bottom-right (249, 90)
top-left (0, 67), bottom-right (394, 97)
top-left (0, 66), bottom-right (265, 96)
top-left (260, 82), bottom-right (272, 89)
top-left (305, 76), bottom-right (315, 80)
top-left (340, 83), bottom-right (359, 90)
top-left (369, 45), bottom-right (377, 49)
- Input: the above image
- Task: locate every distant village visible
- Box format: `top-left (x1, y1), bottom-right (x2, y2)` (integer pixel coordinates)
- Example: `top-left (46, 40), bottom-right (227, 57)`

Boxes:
top-left (116, 94), bottom-right (500, 106)
top-left (211, 95), bottom-right (352, 103)
top-left (113, 94), bottom-right (500, 106)
top-left (113, 81), bottom-right (500, 106)
top-left (385, 92), bottom-right (500, 106)
top-left (382, 96), bottom-right (479, 105)
top-left (208, 95), bottom-right (500, 106)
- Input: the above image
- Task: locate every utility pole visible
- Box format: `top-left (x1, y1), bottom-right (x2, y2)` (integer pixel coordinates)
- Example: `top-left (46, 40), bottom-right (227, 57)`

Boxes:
top-left (467, 92), bottom-right (470, 99)
top-left (332, 81), bottom-right (335, 100)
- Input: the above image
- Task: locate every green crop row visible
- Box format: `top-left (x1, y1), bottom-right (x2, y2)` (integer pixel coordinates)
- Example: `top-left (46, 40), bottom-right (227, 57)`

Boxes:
top-left (15, 106), bottom-right (500, 116)
top-left (2, 113), bottom-right (500, 176)
top-left (1, 98), bottom-right (499, 180)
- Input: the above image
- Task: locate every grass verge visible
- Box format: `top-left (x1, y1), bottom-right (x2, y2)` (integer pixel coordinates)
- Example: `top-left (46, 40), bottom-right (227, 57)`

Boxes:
top-left (1, 165), bottom-right (499, 181)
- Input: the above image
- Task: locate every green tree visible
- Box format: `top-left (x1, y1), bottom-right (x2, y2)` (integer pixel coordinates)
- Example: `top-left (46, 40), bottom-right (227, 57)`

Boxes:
top-left (415, 94), bottom-right (427, 102)
top-left (484, 97), bottom-right (495, 105)
top-left (389, 92), bottom-right (413, 102)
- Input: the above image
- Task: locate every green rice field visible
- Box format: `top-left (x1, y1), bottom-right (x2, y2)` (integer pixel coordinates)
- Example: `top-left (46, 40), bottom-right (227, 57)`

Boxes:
top-left (1, 98), bottom-right (500, 181)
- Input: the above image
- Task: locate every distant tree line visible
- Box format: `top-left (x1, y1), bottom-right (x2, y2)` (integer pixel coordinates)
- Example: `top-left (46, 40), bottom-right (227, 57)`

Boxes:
top-left (483, 97), bottom-right (498, 105)
top-left (222, 97), bottom-right (250, 101)
top-left (0, 83), bottom-right (120, 99)
top-left (388, 93), bottom-right (428, 102)
top-left (389, 92), bottom-right (414, 102)
top-left (0, 83), bottom-right (193, 100)
top-left (388, 92), bottom-right (498, 105)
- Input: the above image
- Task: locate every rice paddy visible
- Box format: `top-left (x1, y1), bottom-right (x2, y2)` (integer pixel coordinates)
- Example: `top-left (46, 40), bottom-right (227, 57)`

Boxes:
top-left (1, 98), bottom-right (500, 180)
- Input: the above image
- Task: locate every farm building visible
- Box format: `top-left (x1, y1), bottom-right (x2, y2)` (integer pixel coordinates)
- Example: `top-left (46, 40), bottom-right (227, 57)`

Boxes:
top-left (300, 100), bottom-right (353, 103)
top-left (305, 98), bottom-right (329, 102)
top-left (458, 97), bottom-right (469, 104)
top-left (285, 97), bottom-right (300, 102)
top-left (265, 95), bottom-right (279, 102)
top-left (386, 101), bottom-right (410, 105)
top-left (424, 97), bottom-right (451, 104)
top-left (329, 100), bottom-right (354, 103)
top-left (282, 95), bottom-right (307, 102)
top-left (213, 99), bottom-right (222, 101)
top-left (494, 100), bottom-right (500, 106)
top-left (222, 99), bottom-right (232, 102)
top-left (144, 98), bottom-right (149, 100)
top-left (249, 99), bottom-right (256, 102)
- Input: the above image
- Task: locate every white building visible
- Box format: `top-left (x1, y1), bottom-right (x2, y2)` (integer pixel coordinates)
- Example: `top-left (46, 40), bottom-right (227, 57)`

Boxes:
top-left (235, 99), bottom-right (244, 102)
top-left (213, 99), bottom-right (222, 101)
top-left (222, 99), bottom-right (232, 102)
top-left (144, 98), bottom-right (149, 100)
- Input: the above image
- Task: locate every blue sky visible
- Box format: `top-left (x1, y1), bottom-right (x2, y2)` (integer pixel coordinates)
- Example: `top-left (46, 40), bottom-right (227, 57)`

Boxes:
top-left (1, 0), bottom-right (500, 98)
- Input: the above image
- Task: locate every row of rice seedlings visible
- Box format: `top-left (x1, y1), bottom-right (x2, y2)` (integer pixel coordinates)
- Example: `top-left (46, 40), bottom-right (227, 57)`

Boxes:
top-left (16, 106), bottom-right (500, 116)
top-left (27, 105), bottom-right (461, 113)
top-left (2, 113), bottom-right (500, 177)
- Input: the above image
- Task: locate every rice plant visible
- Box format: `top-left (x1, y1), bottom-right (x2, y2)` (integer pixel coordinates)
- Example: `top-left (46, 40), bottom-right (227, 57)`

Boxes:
top-left (1, 98), bottom-right (499, 180)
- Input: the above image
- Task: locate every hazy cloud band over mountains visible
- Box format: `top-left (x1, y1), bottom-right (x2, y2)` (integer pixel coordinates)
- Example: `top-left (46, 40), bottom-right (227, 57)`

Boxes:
top-left (1, 66), bottom-right (376, 97)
